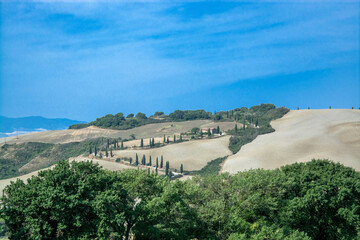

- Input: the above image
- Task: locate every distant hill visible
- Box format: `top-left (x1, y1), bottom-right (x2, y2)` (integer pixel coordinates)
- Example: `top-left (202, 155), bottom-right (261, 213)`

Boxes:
top-left (0, 116), bottom-right (85, 138)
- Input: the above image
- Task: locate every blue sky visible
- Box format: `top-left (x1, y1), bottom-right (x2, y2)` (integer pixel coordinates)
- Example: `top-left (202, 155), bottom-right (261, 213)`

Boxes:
top-left (0, 1), bottom-right (359, 121)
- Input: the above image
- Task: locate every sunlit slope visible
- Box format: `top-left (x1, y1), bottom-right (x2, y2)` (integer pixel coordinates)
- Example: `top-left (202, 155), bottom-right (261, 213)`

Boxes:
top-left (222, 109), bottom-right (360, 173)
top-left (113, 136), bottom-right (232, 171)
top-left (0, 120), bottom-right (235, 144)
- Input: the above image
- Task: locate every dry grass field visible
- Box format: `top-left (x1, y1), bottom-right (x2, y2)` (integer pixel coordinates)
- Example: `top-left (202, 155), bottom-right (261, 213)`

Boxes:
top-left (222, 109), bottom-right (360, 173)
top-left (113, 136), bottom-right (232, 171)
top-left (0, 120), bottom-right (236, 144)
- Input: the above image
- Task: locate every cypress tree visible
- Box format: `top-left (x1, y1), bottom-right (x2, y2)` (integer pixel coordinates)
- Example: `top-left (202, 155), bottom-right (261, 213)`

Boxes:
top-left (180, 164), bottom-right (183, 174)
top-left (129, 157), bottom-right (132, 165)
top-left (94, 146), bottom-right (97, 156)
top-left (160, 156), bottom-right (164, 168)
top-left (155, 166), bottom-right (158, 175)
top-left (163, 135), bottom-right (166, 144)
top-left (173, 135), bottom-right (176, 143)
top-left (114, 141), bottom-right (116, 148)
top-left (107, 139), bottom-right (110, 148)
top-left (121, 141), bottom-right (124, 149)
top-left (105, 148), bottom-right (108, 157)
top-left (89, 147), bottom-right (92, 155)
top-left (110, 149), bottom-right (113, 157)
top-left (165, 161), bottom-right (170, 176)
top-left (149, 156), bottom-right (152, 166)
top-left (167, 137), bottom-right (169, 144)
top-left (149, 138), bottom-right (152, 147)
top-left (156, 157), bottom-right (159, 168)
top-left (142, 155), bottom-right (146, 165)
top-left (180, 135), bottom-right (182, 142)
top-left (217, 126), bottom-right (220, 134)
top-left (152, 138), bottom-right (155, 146)
top-left (207, 128), bottom-right (211, 136)
top-left (235, 124), bottom-right (238, 132)
top-left (140, 138), bottom-right (143, 148)
top-left (135, 154), bottom-right (139, 166)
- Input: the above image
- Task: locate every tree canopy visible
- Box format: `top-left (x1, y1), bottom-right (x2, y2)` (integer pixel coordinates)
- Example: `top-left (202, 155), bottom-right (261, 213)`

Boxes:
top-left (1, 159), bottom-right (359, 239)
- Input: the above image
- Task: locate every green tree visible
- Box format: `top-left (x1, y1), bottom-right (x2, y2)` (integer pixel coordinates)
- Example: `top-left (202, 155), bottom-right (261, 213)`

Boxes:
top-left (149, 156), bottom-right (152, 166)
top-left (0, 161), bottom-right (129, 239)
top-left (217, 126), bottom-right (220, 134)
top-left (163, 135), bottom-right (166, 144)
top-left (110, 149), bottom-right (113, 157)
top-left (105, 147), bottom-right (108, 157)
top-left (135, 154), bottom-right (139, 166)
top-left (89, 146), bottom-right (92, 155)
top-left (180, 164), bottom-right (183, 174)
top-left (156, 157), bottom-right (159, 168)
top-left (140, 138), bottom-right (143, 148)
top-left (142, 155), bottom-right (146, 165)
top-left (235, 124), bottom-right (238, 132)
top-left (207, 128), bottom-right (211, 136)
top-left (167, 137), bottom-right (170, 144)
top-left (173, 135), bottom-right (176, 143)
top-left (121, 141), bottom-right (124, 149)
top-left (160, 156), bottom-right (164, 168)
top-left (165, 161), bottom-right (170, 176)
top-left (94, 146), bottom-right (97, 156)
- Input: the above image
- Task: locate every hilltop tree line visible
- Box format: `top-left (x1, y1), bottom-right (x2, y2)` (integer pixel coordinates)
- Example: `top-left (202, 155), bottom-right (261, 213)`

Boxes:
top-left (1, 159), bottom-right (359, 239)
top-left (68, 104), bottom-right (289, 130)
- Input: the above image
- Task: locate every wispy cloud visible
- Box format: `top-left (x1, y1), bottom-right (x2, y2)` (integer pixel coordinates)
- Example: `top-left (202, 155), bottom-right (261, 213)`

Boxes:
top-left (0, 1), bottom-right (358, 120)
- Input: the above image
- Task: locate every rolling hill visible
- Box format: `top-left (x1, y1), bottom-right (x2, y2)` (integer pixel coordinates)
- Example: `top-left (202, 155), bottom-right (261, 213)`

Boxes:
top-left (222, 109), bottom-right (360, 173)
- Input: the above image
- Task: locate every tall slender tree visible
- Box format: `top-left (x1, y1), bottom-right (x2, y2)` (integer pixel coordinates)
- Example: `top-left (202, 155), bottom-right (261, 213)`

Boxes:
top-left (207, 128), bottom-right (211, 136)
top-left (156, 157), bottom-right (159, 168)
top-left (129, 157), bottom-right (132, 165)
top-left (105, 148), bottom-right (109, 157)
top-left (135, 154), bottom-right (139, 166)
top-left (140, 138), bottom-right (144, 148)
top-left (121, 141), bottom-right (124, 149)
top-left (89, 147), bottom-right (92, 155)
top-left (142, 155), bottom-right (146, 165)
top-left (149, 156), bottom-right (152, 166)
top-left (165, 161), bottom-right (170, 176)
top-left (163, 135), bottom-right (166, 144)
top-left (173, 135), bottom-right (176, 143)
top-left (217, 126), bottom-right (220, 134)
top-left (160, 156), bottom-right (164, 168)
top-left (94, 146), bottom-right (97, 156)
top-left (110, 149), bottom-right (113, 157)
top-left (180, 164), bottom-right (183, 174)
top-left (167, 137), bottom-right (169, 144)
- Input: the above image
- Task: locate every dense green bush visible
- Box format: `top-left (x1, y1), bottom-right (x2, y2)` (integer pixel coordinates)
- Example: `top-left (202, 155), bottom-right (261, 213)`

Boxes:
top-left (1, 159), bottom-right (359, 239)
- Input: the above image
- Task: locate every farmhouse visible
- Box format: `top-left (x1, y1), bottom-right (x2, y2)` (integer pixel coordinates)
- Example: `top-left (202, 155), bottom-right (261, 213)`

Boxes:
top-left (201, 128), bottom-right (218, 134)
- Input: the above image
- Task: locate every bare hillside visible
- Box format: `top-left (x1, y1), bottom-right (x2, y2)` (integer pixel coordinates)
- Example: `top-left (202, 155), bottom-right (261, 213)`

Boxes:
top-left (113, 136), bottom-right (232, 171)
top-left (0, 120), bottom-right (235, 144)
top-left (222, 109), bottom-right (360, 173)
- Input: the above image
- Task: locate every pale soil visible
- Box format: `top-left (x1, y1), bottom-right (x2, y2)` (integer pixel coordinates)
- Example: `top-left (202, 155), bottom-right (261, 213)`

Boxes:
top-left (0, 157), bottom-right (136, 196)
top-left (113, 136), bottom-right (232, 171)
top-left (0, 120), bottom-right (236, 144)
top-left (222, 109), bottom-right (360, 173)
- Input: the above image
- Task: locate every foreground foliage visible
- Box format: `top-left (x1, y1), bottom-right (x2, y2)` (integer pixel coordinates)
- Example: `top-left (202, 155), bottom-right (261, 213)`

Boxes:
top-left (1, 159), bottom-right (358, 239)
